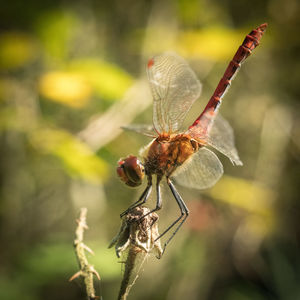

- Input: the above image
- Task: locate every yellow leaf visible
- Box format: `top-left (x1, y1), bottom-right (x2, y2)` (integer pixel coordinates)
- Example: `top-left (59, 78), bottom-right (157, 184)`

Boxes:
top-left (177, 27), bottom-right (245, 61)
top-left (39, 71), bottom-right (91, 108)
top-left (68, 58), bottom-right (133, 101)
top-left (209, 175), bottom-right (276, 236)
top-left (209, 175), bottom-right (275, 216)
top-left (30, 128), bottom-right (108, 183)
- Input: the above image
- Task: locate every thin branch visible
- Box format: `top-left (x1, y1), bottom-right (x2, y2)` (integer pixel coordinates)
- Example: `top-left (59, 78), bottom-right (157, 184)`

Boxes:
top-left (70, 207), bottom-right (100, 300)
top-left (78, 79), bottom-right (151, 151)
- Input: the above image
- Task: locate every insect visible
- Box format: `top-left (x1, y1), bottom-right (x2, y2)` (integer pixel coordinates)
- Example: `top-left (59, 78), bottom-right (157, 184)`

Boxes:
top-left (117, 23), bottom-right (267, 253)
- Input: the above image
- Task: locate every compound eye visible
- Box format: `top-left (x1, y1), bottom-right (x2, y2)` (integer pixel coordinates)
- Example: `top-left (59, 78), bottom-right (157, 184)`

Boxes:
top-left (116, 155), bottom-right (145, 187)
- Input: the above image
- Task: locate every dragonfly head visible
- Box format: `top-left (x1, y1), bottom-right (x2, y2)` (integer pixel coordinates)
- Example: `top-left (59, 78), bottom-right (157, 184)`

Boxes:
top-left (117, 155), bottom-right (145, 187)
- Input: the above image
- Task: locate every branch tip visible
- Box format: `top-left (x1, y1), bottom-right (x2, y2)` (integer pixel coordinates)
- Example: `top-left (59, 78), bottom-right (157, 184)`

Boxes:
top-left (69, 271), bottom-right (82, 282)
top-left (71, 208), bottom-right (100, 299)
top-left (91, 266), bottom-right (101, 280)
top-left (83, 244), bottom-right (95, 255)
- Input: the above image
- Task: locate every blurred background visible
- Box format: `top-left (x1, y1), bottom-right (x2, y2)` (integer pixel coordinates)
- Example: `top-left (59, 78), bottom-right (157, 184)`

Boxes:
top-left (0, 0), bottom-right (299, 299)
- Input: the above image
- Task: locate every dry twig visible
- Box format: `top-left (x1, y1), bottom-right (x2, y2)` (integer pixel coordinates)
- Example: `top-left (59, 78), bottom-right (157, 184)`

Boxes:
top-left (70, 207), bottom-right (100, 300)
top-left (109, 206), bottom-right (162, 300)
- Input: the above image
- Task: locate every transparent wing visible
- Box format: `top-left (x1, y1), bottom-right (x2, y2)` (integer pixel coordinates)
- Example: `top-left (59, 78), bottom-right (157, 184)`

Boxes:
top-left (187, 114), bottom-right (243, 166)
top-left (122, 124), bottom-right (156, 137)
top-left (206, 115), bottom-right (243, 166)
top-left (147, 52), bottom-right (202, 134)
top-left (171, 147), bottom-right (224, 190)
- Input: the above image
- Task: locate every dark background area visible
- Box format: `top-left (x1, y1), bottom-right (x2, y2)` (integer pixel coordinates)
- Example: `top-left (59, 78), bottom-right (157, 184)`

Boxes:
top-left (0, 0), bottom-right (299, 299)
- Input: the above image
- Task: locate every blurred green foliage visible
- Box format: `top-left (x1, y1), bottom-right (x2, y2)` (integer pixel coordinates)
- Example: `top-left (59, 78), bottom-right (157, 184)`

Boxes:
top-left (36, 10), bottom-right (78, 61)
top-left (0, 0), bottom-right (299, 300)
top-left (0, 33), bottom-right (37, 69)
top-left (29, 128), bottom-right (108, 183)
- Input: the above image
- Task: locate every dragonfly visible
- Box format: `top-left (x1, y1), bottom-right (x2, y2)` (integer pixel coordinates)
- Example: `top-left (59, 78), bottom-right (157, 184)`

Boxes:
top-left (117, 23), bottom-right (267, 253)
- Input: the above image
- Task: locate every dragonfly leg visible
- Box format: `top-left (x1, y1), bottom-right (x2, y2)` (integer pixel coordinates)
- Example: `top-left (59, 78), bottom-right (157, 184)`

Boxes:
top-left (155, 177), bottom-right (189, 255)
top-left (153, 177), bottom-right (163, 212)
top-left (136, 177), bottom-right (163, 221)
top-left (120, 178), bottom-right (152, 218)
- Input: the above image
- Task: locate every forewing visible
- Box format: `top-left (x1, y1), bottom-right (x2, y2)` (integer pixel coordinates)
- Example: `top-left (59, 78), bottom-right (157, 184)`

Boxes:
top-left (172, 147), bottom-right (223, 190)
top-left (122, 124), bottom-right (156, 137)
top-left (147, 52), bottom-right (202, 134)
top-left (206, 115), bottom-right (243, 165)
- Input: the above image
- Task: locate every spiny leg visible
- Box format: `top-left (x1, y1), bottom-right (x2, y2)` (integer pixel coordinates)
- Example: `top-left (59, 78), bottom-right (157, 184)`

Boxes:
top-left (120, 177), bottom-right (152, 217)
top-left (155, 177), bottom-right (189, 254)
top-left (135, 176), bottom-right (163, 223)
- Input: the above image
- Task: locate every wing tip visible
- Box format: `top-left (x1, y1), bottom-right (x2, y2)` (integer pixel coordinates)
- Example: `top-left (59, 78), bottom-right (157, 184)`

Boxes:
top-left (147, 58), bottom-right (154, 69)
top-left (230, 158), bottom-right (243, 166)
